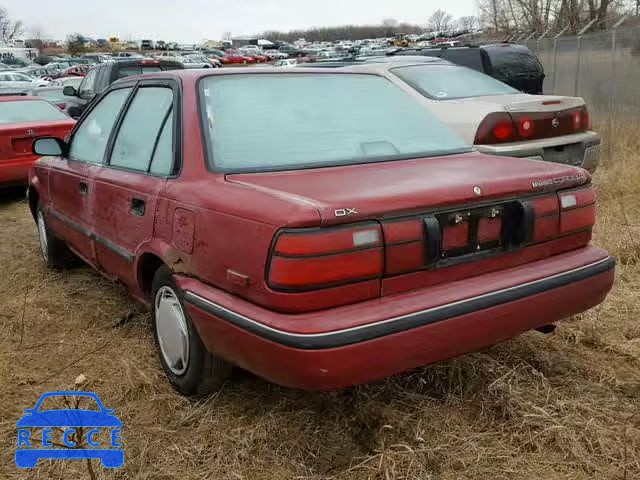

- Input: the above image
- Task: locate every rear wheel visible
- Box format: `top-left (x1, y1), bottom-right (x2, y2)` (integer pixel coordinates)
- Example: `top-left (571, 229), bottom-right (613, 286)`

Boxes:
top-left (36, 203), bottom-right (76, 269)
top-left (152, 265), bottom-right (231, 396)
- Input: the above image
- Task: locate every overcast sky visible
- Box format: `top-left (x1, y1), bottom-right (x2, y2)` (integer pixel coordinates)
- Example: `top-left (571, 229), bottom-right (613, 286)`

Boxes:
top-left (5, 0), bottom-right (477, 43)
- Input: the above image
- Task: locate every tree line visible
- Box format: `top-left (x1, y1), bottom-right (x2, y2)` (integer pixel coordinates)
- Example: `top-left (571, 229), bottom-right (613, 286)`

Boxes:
top-left (478, 0), bottom-right (634, 34)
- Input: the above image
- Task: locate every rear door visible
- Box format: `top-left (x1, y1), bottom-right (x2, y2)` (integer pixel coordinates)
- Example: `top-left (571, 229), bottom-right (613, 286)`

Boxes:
top-left (47, 85), bottom-right (133, 263)
top-left (92, 79), bottom-right (178, 286)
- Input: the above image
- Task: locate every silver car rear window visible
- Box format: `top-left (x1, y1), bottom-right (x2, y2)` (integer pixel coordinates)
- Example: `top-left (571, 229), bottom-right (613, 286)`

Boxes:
top-left (391, 64), bottom-right (519, 100)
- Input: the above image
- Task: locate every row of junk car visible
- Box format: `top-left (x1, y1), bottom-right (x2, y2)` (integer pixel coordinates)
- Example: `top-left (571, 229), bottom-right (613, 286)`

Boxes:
top-left (0, 41), bottom-right (614, 395)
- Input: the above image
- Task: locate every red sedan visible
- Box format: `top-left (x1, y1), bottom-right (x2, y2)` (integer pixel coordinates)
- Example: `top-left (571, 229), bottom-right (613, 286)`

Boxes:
top-left (28, 69), bottom-right (614, 395)
top-left (224, 53), bottom-right (256, 64)
top-left (209, 54), bottom-right (230, 65)
top-left (0, 96), bottom-right (74, 187)
top-left (61, 65), bottom-right (90, 77)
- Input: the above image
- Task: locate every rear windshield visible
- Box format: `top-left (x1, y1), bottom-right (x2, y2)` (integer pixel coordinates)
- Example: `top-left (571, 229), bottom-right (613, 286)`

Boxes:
top-left (391, 64), bottom-right (518, 100)
top-left (116, 65), bottom-right (163, 79)
top-left (200, 73), bottom-right (470, 172)
top-left (440, 49), bottom-right (485, 72)
top-left (0, 100), bottom-right (67, 124)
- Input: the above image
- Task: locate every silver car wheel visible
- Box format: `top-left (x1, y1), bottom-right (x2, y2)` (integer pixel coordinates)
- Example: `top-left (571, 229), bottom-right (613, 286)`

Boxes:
top-left (155, 286), bottom-right (190, 376)
top-left (37, 210), bottom-right (48, 263)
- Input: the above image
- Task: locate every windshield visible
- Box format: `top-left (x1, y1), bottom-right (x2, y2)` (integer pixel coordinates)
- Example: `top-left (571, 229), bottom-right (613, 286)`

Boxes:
top-left (0, 99), bottom-right (67, 124)
top-left (391, 64), bottom-right (518, 100)
top-left (200, 73), bottom-right (470, 172)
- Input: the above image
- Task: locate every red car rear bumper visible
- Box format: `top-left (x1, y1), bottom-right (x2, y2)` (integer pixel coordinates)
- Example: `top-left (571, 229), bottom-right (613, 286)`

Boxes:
top-left (178, 246), bottom-right (615, 390)
top-left (0, 156), bottom-right (36, 186)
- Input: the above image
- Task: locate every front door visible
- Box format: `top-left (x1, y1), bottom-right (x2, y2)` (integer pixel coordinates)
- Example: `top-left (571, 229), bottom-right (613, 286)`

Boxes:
top-left (92, 81), bottom-right (177, 287)
top-left (47, 86), bottom-right (133, 263)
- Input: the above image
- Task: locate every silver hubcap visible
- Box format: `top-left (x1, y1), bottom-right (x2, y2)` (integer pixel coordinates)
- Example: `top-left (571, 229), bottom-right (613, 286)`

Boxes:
top-left (37, 211), bottom-right (48, 262)
top-left (155, 286), bottom-right (190, 376)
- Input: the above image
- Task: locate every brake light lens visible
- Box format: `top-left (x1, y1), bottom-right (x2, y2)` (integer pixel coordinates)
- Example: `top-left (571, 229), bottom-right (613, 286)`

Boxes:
top-left (572, 110), bottom-right (581, 130)
top-left (518, 116), bottom-right (535, 138)
top-left (474, 112), bottom-right (516, 145)
top-left (268, 224), bottom-right (383, 290)
top-left (580, 108), bottom-right (590, 130)
top-left (530, 194), bottom-right (560, 242)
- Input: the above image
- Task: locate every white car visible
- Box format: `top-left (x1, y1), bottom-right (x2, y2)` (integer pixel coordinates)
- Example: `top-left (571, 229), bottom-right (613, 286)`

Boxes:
top-left (48, 76), bottom-right (83, 89)
top-left (264, 50), bottom-right (288, 59)
top-left (154, 52), bottom-right (184, 62)
top-left (346, 60), bottom-right (601, 172)
top-left (239, 45), bottom-right (261, 55)
top-left (273, 59), bottom-right (298, 68)
top-left (0, 72), bottom-right (49, 89)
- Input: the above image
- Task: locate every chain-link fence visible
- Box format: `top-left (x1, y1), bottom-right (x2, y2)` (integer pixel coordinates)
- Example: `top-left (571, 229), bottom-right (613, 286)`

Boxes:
top-left (523, 26), bottom-right (640, 119)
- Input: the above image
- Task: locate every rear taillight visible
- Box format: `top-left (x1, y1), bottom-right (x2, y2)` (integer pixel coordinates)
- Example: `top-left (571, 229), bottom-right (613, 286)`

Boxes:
top-left (474, 112), bottom-right (516, 144)
top-left (267, 224), bottom-right (383, 291)
top-left (580, 107), bottom-right (590, 130)
top-left (558, 187), bottom-right (596, 235)
top-left (476, 106), bottom-right (591, 145)
top-left (517, 116), bottom-right (535, 139)
top-left (529, 186), bottom-right (595, 241)
top-left (530, 195), bottom-right (560, 242)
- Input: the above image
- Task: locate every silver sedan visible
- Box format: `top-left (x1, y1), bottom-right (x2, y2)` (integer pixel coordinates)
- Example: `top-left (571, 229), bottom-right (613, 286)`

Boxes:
top-left (346, 61), bottom-right (601, 172)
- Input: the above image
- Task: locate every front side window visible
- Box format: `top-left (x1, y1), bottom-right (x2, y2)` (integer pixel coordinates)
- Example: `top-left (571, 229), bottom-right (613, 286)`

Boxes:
top-left (69, 87), bottom-right (132, 164)
top-left (0, 100), bottom-right (67, 124)
top-left (78, 69), bottom-right (98, 98)
top-left (110, 87), bottom-right (173, 173)
top-left (200, 73), bottom-right (470, 172)
top-left (391, 65), bottom-right (518, 100)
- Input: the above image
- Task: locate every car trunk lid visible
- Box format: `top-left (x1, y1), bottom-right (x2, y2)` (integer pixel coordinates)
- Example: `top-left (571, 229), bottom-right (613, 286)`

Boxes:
top-left (226, 152), bottom-right (588, 225)
top-left (0, 119), bottom-right (75, 160)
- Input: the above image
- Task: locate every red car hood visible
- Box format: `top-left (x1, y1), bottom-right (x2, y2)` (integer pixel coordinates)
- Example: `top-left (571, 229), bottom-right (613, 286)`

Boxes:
top-left (226, 152), bottom-right (589, 225)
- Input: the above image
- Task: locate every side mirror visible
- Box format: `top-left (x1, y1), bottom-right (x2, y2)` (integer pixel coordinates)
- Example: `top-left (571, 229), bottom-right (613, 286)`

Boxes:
top-left (67, 106), bottom-right (82, 119)
top-left (63, 85), bottom-right (77, 96)
top-left (33, 137), bottom-right (66, 156)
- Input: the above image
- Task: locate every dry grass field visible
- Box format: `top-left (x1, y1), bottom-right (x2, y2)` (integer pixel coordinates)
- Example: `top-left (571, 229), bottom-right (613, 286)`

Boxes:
top-left (0, 116), bottom-right (638, 479)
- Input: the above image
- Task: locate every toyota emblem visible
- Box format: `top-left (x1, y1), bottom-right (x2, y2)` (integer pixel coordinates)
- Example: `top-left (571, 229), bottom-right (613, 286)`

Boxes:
top-left (473, 186), bottom-right (482, 196)
top-left (551, 118), bottom-right (560, 128)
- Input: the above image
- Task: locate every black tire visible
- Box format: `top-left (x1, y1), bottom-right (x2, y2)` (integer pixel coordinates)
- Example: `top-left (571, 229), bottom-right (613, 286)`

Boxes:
top-left (35, 203), bottom-right (76, 269)
top-left (151, 265), bottom-right (232, 397)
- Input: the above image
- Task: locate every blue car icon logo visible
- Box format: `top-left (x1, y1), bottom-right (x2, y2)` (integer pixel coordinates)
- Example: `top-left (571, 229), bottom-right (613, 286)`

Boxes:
top-left (16, 391), bottom-right (123, 468)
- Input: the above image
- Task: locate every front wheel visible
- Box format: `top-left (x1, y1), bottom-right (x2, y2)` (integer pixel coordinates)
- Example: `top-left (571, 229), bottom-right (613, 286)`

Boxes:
top-left (152, 266), bottom-right (231, 396)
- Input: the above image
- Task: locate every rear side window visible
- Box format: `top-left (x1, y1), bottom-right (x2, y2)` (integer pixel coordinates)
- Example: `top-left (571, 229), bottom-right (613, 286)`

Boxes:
top-left (200, 73), bottom-right (470, 172)
top-left (0, 100), bottom-right (67, 124)
top-left (69, 88), bottom-right (132, 164)
top-left (116, 66), bottom-right (142, 79)
top-left (391, 64), bottom-right (518, 100)
top-left (110, 87), bottom-right (173, 173)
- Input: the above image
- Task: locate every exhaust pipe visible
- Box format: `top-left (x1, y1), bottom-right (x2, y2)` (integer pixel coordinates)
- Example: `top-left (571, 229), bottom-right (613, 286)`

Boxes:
top-left (535, 324), bottom-right (556, 334)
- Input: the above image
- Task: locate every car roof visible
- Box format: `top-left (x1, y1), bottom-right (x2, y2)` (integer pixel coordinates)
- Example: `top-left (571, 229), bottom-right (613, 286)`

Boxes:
top-left (118, 67), bottom-right (398, 84)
